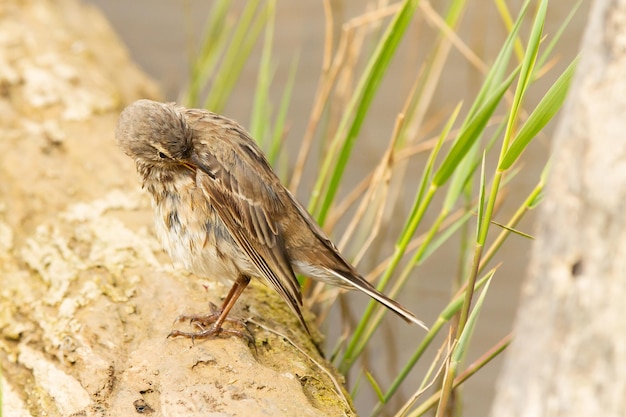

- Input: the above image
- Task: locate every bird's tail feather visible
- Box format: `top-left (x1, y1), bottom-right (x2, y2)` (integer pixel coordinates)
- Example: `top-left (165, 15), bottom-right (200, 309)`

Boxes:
top-left (324, 268), bottom-right (428, 331)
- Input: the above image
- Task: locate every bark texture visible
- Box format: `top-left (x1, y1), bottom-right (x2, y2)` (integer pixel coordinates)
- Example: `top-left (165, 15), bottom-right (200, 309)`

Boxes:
top-left (490, 0), bottom-right (626, 415)
top-left (0, 1), bottom-right (352, 416)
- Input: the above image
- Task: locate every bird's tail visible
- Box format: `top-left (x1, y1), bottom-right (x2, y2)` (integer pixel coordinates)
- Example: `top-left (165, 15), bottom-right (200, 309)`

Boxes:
top-left (324, 268), bottom-right (428, 331)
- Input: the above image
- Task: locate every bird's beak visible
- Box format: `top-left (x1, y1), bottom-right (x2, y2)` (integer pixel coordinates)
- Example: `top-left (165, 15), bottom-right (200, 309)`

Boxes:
top-left (188, 154), bottom-right (216, 180)
top-left (181, 161), bottom-right (196, 172)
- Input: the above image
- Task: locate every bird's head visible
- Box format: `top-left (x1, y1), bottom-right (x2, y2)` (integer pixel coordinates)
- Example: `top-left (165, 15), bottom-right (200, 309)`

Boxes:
top-left (116, 99), bottom-right (193, 171)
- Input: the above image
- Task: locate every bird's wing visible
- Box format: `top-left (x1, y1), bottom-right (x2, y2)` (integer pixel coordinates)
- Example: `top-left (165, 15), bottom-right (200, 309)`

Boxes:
top-left (187, 111), bottom-right (308, 332)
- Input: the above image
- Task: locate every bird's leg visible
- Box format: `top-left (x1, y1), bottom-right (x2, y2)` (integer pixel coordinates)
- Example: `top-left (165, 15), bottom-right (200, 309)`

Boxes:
top-left (168, 275), bottom-right (253, 342)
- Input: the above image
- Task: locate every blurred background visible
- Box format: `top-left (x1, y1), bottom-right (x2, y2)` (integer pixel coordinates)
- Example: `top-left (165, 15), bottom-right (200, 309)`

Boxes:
top-left (82, 1), bottom-right (588, 414)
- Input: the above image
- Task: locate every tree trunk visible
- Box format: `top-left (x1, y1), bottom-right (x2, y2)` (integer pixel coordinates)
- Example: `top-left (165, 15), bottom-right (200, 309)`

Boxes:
top-left (490, 1), bottom-right (626, 415)
top-left (0, 1), bottom-right (352, 416)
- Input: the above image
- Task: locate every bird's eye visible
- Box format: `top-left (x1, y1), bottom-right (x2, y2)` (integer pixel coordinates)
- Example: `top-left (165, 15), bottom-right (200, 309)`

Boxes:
top-left (158, 152), bottom-right (167, 159)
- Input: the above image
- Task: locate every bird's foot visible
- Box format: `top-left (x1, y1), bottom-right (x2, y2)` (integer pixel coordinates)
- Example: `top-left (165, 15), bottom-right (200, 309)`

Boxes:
top-left (168, 303), bottom-right (254, 343)
top-left (167, 326), bottom-right (253, 343)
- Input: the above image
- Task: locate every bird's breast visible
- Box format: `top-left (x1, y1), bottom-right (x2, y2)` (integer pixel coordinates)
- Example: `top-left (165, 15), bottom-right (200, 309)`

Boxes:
top-left (147, 174), bottom-right (248, 284)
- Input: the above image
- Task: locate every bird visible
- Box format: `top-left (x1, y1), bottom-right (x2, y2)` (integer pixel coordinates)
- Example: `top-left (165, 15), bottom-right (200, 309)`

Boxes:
top-left (115, 99), bottom-right (427, 340)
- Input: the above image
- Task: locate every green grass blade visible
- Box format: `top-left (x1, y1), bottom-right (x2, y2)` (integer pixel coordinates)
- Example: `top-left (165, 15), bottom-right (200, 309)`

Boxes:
top-left (203, 1), bottom-right (269, 112)
top-left (432, 69), bottom-right (518, 187)
top-left (366, 372), bottom-right (385, 403)
top-left (489, 220), bottom-right (534, 239)
top-left (183, 0), bottom-right (232, 107)
top-left (500, 0), bottom-right (547, 155)
top-left (454, 153), bottom-right (487, 339)
top-left (446, 119), bottom-right (507, 216)
top-left (479, 167), bottom-right (546, 271)
top-left (475, 152), bottom-right (487, 241)
top-left (250, 0), bottom-right (276, 145)
top-left (527, 160), bottom-right (551, 209)
top-left (400, 102), bottom-right (462, 239)
top-left (536, 0), bottom-right (581, 73)
top-left (452, 273), bottom-right (493, 363)
top-left (418, 211), bottom-right (473, 264)
top-left (269, 53), bottom-right (299, 167)
top-left (499, 58), bottom-right (577, 170)
top-left (312, 0), bottom-right (421, 225)
top-left (465, 0), bottom-right (530, 121)
top-left (475, 0), bottom-right (549, 251)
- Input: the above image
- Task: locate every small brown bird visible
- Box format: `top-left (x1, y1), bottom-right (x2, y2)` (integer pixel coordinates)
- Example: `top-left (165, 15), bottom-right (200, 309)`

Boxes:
top-left (116, 99), bottom-right (426, 339)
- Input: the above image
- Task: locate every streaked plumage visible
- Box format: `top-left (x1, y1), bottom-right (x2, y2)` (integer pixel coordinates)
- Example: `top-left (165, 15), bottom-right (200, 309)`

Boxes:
top-left (116, 99), bottom-right (426, 338)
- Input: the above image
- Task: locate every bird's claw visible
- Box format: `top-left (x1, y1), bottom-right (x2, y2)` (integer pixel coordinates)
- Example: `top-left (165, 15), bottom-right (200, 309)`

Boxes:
top-left (169, 304), bottom-right (254, 344)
